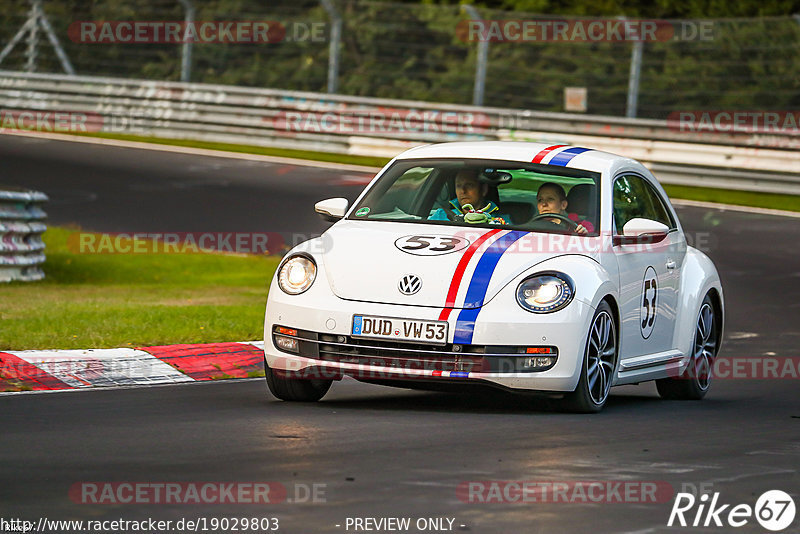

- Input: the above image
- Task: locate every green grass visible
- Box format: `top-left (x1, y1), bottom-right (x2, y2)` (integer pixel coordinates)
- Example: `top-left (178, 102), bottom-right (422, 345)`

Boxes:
top-left (0, 227), bottom-right (279, 351)
top-left (65, 131), bottom-right (800, 213)
top-left (662, 184), bottom-right (800, 212)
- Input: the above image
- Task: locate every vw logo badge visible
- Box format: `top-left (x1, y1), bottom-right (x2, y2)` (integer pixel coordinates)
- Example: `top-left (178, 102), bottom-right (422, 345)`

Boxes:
top-left (398, 274), bottom-right (422, 295)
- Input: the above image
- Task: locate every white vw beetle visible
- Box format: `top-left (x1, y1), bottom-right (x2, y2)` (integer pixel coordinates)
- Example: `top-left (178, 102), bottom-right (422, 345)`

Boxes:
top-left (263, 142), bottom-right (724, 412)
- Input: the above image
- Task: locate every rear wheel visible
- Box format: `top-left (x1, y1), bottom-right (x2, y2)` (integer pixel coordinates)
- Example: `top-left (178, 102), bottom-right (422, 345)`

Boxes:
top-left (563, 300), bottom-right (617, 413)
top-left (656, 294), bottom-right (717, 400)
top-left (265, 362), bottom-right (332, 402)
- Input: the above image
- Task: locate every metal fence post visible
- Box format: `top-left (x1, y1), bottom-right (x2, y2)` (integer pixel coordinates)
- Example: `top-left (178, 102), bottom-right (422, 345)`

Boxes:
top-left (25, 0), bottom-right (41, 72)
top-left (0, 0), bottom-right (74, 74)
top-left (626, 34), bottom-right (643, 118)
top-left (462, 5), bottom-right (487, 107)
top-left (178, 0), bottom-right (195, 82)
top-left (38, 6), bottom-right (75, 75)
top-left (320, 0), bottom-right (342, 94)
top-left (0, 18), bottom-right (34, 67)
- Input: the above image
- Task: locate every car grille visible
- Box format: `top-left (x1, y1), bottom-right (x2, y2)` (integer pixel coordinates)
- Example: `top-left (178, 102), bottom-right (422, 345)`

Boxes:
top-left (316, 335), bottom-right (489, 372)
top-left (271, 326), bottom-right (558, 373)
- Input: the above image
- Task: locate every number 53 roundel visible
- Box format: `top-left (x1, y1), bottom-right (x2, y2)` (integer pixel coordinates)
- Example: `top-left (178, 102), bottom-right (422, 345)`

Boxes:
top-left (641, 266), bottom-right (658, 339)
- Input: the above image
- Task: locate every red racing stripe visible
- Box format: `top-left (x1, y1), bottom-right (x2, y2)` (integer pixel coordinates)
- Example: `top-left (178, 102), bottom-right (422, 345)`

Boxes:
top-left (0, 352), bottom-right (74, 391)
top-left (532, 144), bottom-right (568, 164)
top-left (140, 342), bottom-right (264, 381)
top-left (438, 229), bottom-right (503, 321)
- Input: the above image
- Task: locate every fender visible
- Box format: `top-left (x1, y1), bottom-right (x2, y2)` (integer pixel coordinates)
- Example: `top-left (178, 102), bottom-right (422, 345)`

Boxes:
top-left (487, 254), bottom-right (619, 391)
top-left (268, 238), bottom-right (328, 292)
top-left (265, 237), bottom-right (332, 331)
top-left (507, 254), bottom-right (619, 311)
top-left (674, 246), bottom-right (725, 363)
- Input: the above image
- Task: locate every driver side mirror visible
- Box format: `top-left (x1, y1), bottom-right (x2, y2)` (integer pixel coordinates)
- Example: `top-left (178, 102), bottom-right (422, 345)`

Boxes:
top-left (613, 218), bottom-right (669, 246)
top-left (315, 198), bottom-right (349, 222)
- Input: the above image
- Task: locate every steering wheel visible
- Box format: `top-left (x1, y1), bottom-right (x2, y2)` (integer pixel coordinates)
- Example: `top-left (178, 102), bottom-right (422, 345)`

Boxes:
top-left (530, 213), bottom-right (580, 231)
top-left (443, 206), bottom-right (464, 222)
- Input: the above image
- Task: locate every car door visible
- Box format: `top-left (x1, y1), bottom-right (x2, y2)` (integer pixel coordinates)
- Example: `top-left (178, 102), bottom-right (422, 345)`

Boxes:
top-left (613, 174), bottom-right (686, 361)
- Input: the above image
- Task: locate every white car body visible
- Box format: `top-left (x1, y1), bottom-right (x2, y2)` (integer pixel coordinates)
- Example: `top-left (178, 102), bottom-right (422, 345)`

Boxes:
top-left (264, 142), bottom-right (724, 410)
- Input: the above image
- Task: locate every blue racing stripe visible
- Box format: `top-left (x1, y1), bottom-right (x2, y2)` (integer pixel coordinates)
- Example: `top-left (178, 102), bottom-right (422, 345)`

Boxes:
top-left (453, 230), bottom-right (528, 345)
top-left (453, 308), bottom-right (480, 345)
top-left (548, 147), bottom-right (591, 166)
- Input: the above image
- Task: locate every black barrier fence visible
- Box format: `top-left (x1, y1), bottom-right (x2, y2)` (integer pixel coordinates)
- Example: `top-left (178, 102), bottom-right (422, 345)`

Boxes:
top-left (0, 1), bottom-right (798, 120)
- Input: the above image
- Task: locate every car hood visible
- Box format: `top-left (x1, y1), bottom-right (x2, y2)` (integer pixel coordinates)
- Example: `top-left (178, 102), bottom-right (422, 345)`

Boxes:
top-left (321, 221), bottom-right (599, 308)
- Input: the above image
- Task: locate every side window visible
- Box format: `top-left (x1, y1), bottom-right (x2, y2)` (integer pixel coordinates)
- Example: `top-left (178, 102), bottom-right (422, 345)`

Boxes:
top-left (613, 176), bottom-right (639, 232)
top-left (641, 180), bottom-right (676, 229)
top-left (613, 175), bottom-right (674, 233)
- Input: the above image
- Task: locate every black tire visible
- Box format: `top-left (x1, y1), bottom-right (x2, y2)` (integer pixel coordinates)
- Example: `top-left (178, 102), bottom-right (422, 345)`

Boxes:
top-left (656, 294), bottom-right (717, 400)
top-left (265, 362), bottom-right (332, 402)
top-left (563, 300), bottom-right (618, 413)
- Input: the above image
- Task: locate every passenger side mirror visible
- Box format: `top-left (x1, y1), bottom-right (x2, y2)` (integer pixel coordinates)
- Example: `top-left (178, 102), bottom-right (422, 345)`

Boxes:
top-left (613, 218), bottom-right (669, 246)
top-left (315, 198), bottom-right (349, 222)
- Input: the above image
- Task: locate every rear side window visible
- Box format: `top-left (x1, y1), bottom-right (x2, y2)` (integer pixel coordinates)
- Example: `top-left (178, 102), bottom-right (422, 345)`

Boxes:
top-left (613, 175), bottom-right (675, 233)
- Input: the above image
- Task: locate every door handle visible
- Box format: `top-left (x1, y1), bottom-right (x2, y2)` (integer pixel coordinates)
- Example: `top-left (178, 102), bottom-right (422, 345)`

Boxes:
top-left (666, 259), bottom-right (676, 270)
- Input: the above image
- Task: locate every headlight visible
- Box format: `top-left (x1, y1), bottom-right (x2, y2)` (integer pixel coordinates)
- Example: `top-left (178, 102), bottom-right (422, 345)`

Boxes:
top-left (516, 272), bottom-right (574, 313)
top-left (278, 255), bottom-right (317, 295)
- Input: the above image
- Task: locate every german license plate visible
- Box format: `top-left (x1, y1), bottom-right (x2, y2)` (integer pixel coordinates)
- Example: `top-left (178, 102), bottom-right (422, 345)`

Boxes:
top-left (352, 315), bottom-right (448, 345)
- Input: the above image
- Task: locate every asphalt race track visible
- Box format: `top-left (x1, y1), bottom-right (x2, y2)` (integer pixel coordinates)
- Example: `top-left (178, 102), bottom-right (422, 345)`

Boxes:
top-left (1, 135), bottom-right (799, 534)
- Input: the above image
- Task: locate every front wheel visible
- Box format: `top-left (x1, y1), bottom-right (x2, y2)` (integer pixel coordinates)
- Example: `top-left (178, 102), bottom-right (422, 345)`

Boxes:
top-left (563, 300), bottom-right (618, 413)
top-left (656, 294), bottom-right (717, 400)
top-left (265, 362), bottom-right (332, 402)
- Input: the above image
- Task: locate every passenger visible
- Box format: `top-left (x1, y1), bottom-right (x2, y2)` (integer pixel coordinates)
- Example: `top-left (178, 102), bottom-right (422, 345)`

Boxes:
top-left (429, 169), bottom-right (511, 225)
top-left (536, 182), bottom-right (594, 234)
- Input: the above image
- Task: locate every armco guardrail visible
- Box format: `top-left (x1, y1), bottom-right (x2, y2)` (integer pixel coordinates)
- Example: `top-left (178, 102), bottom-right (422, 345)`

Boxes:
top-left (0, 186), bottom-right (47, 283)
top-left (1, 70), bottom-right (799, 194)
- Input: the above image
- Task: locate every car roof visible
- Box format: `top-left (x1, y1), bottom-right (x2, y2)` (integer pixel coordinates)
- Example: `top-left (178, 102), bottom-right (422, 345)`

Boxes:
top-left (394, 141), bottom-right (633, 175)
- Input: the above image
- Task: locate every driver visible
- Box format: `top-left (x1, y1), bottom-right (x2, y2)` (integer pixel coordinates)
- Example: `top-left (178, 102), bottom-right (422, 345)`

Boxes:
top-left (536, 182), bottom-right (593, 234)
top-left (428, 169), bottom-right (511, 224)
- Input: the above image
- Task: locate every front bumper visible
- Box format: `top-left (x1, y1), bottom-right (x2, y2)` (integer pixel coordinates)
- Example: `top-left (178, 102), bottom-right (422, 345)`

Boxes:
top-left (265, 283), bottom-right (595, 393)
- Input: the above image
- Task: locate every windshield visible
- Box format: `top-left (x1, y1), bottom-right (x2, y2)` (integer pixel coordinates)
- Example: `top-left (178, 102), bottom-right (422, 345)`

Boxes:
top-left (349, 158), bottom-right (601, 236)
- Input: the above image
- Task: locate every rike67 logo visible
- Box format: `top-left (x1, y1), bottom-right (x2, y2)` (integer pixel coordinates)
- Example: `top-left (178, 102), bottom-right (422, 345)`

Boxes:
top-left (668, 490), bottom-right (796, 531)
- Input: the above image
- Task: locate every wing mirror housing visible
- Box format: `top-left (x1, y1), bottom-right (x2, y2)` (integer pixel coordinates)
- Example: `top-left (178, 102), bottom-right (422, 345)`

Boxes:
top-left (315, 198), bottom-right (349, 222)
top-left (613, 218), bottom-right (670, 246)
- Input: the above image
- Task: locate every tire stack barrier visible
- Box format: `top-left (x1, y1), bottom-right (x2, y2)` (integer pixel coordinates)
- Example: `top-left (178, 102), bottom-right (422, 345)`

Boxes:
top-left (0, 186), bottom-right (48, 282)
